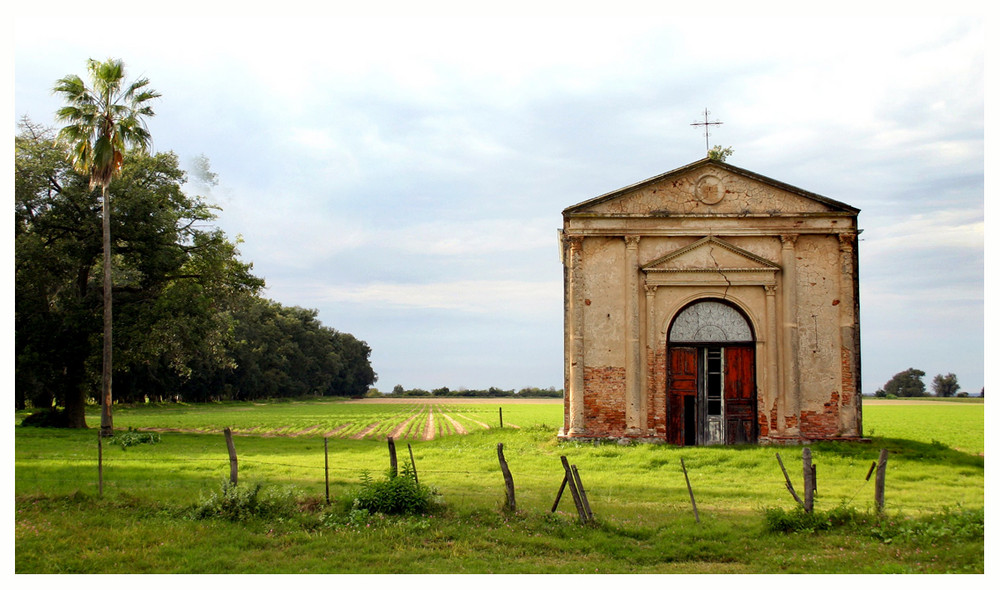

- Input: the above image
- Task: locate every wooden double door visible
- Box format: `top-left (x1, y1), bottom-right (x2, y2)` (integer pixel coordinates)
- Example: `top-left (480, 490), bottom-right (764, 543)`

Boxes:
top-left (667, 345), bottom-right (757, 445)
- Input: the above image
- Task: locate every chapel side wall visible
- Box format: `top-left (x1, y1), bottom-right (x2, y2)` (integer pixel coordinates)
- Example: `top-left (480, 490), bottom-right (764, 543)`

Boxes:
top-left (793, 234), bottom-right (852, 438)
top-left (581, 236), bottom-right (628, 436)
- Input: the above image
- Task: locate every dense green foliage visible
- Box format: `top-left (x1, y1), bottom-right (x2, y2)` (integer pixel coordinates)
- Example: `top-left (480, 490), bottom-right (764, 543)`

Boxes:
top-left (15, 120), bottom-right (376, 420)
top-left (353, 464), bottom-right (439, 516)
top-left (876, 368), bottom-right (927, 397)
top-left (931, 372), bottom-right (961, 397)
top-left (193, 481), bottom-right (301, 522)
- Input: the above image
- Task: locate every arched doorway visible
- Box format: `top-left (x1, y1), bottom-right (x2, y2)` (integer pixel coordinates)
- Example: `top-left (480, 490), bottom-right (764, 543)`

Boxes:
top-left (666, 300), bottom-right (757, 446)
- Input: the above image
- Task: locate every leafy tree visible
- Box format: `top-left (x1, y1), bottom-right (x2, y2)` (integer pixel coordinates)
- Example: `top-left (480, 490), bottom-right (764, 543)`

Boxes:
top-left (17, 120), bottom-right (377, 413)
top-left (932, 373), bottom-right (960, 398)
top-left (879, 368), bottom-right (927, 398)
top-left (53, 58), bottom-right (161, 436)
top-left (708, 145), bottom-right (734, 162)
top-left (16, 120), bottom-right (261, 420)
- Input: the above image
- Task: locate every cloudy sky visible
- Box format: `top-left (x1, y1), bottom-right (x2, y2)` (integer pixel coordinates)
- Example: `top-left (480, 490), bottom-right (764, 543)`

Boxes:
top-left (11, 2), bottom-right (986, 395)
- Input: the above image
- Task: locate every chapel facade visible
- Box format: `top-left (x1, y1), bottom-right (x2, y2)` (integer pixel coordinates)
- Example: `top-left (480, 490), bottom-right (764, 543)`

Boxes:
top-left (559, 158), bottom-right (862, 445)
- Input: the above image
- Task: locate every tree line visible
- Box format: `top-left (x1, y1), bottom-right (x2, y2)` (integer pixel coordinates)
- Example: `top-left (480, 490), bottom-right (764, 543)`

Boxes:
top-left (377, 386), bottom-right (563, 398)
top-left (15, 118), bottom-right (376, 426)
top-left (875, 368), bottom-right (978, 398)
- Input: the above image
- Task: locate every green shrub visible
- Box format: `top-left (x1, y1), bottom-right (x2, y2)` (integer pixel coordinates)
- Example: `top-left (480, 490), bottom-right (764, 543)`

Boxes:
top-left (868, 508), bottom-right (984, 545)
top-left (193, 481), bottom-right (299, 522)
top-left (110, 427), bottom-right (161, 450)
top-left (20, 408), bottom-right (70, 428)
top-left (352, 463), bottom-right (439, 516)
top-left (764, 506), bottom-right (834, 533)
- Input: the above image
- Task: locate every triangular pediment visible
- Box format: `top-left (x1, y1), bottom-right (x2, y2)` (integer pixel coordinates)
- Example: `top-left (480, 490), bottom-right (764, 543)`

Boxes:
top-left (642, 236), bottom-right (780, 273)
top-left (565, 159), bottom-right (858, 218)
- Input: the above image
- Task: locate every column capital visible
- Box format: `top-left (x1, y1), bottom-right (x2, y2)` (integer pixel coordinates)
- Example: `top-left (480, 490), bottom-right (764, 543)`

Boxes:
top-left (838, 232), bottom-right (857, 252)
top-left (624, 235), bottom-right (640, 249)
top-left (780, 234), bottom-right (799, 247)
top-left (764, 284), bottom-right (777, 296)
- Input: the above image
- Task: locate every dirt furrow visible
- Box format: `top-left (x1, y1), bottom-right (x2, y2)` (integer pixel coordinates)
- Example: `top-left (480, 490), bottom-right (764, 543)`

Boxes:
top-left (352, 422), bottom-right (381, 439)
top-left (423, 408), bottom-right (436, 441)
top-left (441, 413), bottom-right (467, 435)
top-left (456, 413), bottom-right (490, 429)
top-left (390, 412), bottom-right (421, 439)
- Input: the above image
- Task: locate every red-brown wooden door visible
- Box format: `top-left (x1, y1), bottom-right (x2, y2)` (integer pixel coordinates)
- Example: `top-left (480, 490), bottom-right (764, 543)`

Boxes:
top-left (667, 345), bottom-right (756, 445)
top-left (724, 346), bottom-right (756, 444)
top-left (667, 347), bottom-right (697, 446)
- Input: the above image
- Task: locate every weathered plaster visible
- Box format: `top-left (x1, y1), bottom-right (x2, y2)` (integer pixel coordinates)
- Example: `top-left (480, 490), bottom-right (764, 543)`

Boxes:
top-left (560, 159), bottom-right (862, 444)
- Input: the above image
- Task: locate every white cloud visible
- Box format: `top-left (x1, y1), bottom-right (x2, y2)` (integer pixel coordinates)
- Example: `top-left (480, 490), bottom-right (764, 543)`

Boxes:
top-left (306, 279), bottom-right (561, 316)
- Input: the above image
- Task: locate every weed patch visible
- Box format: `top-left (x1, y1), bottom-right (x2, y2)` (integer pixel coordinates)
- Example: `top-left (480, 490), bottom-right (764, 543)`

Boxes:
top-left (352, 463), bottom-right (441, 516)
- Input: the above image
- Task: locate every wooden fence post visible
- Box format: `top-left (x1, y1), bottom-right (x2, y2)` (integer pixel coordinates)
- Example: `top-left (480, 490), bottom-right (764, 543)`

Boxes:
top-left (497, 443), bottom-right (516, 512)
top-left (224, 427), bottom-right (238, 485)
top-left (802, 447), bottom-right (814, 513)
top-left (680, 457), bottom-right (700, 523)
top-left (387, 436), bottom-right (398, 478)
top-left (560, 456), bottom-right (589, 524)
top-left (407, 443), bottom-right (419, 485)
top-left (874, 448), bottom-right (889, 512)
top-left (776, 453), bottom-right (804, 508)
top-left (324, 437), bottom-right (330, 504)
top-left (571, 465), bottom-right (593, 522)
top-left (499, 407), bottom-right (504, 428)
top-left (551, 473), bottom-right (568, 513)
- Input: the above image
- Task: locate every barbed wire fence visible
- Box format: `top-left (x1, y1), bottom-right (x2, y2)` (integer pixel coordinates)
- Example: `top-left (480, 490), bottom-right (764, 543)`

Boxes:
top-left (17, 429), bottom-right (891, 520)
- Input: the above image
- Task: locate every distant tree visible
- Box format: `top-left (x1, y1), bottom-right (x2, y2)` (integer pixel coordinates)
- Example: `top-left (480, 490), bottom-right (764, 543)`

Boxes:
top-left (391, 384), bottom-right (405, 396)
top-left (932, 373), bottom-right (960, 397)
top-left (53, 58), bottom-right (160, 436)
top-left (881, 368), bottom-right (927, 398)
top-left (432, 387), bottom-right (451, 397)
top-left (708, 145), bottom-right (734, 162)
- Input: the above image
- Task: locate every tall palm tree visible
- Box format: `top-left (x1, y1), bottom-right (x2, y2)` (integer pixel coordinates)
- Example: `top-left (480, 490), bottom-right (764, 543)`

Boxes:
top-left (53, 58), bottom-right (160, 436)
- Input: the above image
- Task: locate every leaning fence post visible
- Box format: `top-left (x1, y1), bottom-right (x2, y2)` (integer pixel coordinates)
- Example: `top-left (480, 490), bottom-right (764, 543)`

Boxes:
top-left (497, 443), bottom-right (516, 512)
top-left (224, 427), bottom-right (238, 485)
top-left (802, 447), bottom-right (814, 513)
top-left (571, 465), bottom-right (593, 522)
top-left (776, 452), bottom-right (804, 508)
top-left (387, 436), bottom-right (398, 478)
top-left (407, 443), bottom-right (419, 485)
top-left (680, 457), bottom-right (700, 523)
top-left (551, 473), bottom-right (568, 513)
top-left (560, 456), bottom-right (588, 524)
top-left (874, 448), bottom-right (889, 512)
top-left (499, 407), bottom-right (504, 428)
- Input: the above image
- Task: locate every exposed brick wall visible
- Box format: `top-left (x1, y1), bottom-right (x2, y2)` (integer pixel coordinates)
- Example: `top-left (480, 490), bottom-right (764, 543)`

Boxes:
top-left (799, 390), bottom-right (840, 438)
top-left (649, 347), bottom-right (667, 437)
top-left (583, 365), bottom-right (627, 437)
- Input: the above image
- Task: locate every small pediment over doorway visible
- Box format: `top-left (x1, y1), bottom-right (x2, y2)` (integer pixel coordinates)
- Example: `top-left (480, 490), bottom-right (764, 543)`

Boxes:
top-left (641, 236), bottom-right (779, 287)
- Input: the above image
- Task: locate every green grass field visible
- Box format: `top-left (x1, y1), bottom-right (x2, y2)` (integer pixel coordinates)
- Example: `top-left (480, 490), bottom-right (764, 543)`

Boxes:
top-left (14, 398), bottom-right (984, 573)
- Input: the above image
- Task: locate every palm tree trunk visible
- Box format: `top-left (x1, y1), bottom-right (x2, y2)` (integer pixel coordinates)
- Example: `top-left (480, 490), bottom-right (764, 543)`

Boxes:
top-left (100, 185), bottom-right (114, 437)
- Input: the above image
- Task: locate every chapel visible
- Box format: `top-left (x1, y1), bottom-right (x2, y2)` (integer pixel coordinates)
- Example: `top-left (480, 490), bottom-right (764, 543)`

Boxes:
top-left (559, 158), bottom-right (862, 445)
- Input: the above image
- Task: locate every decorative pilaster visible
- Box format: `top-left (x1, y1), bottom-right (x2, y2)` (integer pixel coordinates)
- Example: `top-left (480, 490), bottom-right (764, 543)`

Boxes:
top-left (568, 236), bottom-right (586, 435)
top-left (764, 285), bottom-right (780, 438)
top-left (780, 234), bottom-right (801, 435)
top-left (625, 236), bottom-right (642, 436)
top-left (838, 232), bottom-right (859, 435)
top-left (644, 284), bottom-right (657, 436)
